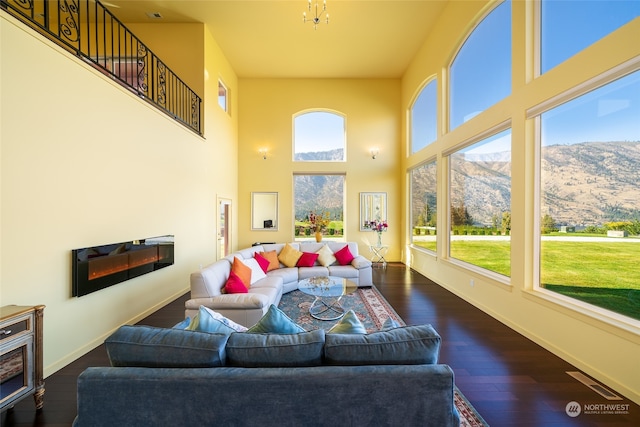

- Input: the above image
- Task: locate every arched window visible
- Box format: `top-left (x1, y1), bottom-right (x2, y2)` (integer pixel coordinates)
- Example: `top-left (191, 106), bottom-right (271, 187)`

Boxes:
top-left (449, 0), bottom-right (511, 130)
top-left (293, 111), bottom-right (345, 161)
top-left (540, 0), bottom-right (640, 74)
top-left (410, 79), bottom-right (437, 154)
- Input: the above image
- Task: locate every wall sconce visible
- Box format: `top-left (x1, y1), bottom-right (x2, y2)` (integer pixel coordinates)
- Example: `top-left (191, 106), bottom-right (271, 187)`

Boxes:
top-left (259, 148), bottom-right (268, 160)
top-left (370, 148), bottom-right (379, 159)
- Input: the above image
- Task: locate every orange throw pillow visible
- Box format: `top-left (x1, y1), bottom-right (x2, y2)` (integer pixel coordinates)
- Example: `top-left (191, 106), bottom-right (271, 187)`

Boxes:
top-left (259, 250), bottom-right (280, 272)
top-left (232, 257), bottom-right (252, 288)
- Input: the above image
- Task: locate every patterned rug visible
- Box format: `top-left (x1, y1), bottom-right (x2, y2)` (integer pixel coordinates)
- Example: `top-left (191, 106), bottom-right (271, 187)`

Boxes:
top-left (278, 286), bottom-right (489, 426)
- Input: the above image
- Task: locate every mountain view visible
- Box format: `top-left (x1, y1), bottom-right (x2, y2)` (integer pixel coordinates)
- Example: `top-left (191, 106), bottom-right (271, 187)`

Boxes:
top-left (412, 140), bottom-right (640, 227)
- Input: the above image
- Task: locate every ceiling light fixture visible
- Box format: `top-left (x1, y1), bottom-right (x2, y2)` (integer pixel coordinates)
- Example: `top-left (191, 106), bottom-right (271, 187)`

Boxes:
top-left (303, 0), bottom-right (329, 30)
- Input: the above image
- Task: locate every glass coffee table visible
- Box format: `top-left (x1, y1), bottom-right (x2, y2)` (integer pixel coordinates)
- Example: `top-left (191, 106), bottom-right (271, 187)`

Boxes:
top-left (298, 276), bottom-right (358, 321)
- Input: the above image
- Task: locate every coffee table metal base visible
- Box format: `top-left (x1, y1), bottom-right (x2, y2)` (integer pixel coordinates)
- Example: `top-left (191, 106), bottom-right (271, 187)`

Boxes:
top-left (309, 296), bottom-right (346, 321)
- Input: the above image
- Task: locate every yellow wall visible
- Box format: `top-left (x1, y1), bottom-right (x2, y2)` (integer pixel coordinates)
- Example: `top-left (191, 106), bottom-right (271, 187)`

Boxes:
top-left (402, 1), bottom-right (640, 403)
top-left (0, 14), bottom-right (237, 376)
top-left (237, 78), bottom-right (401, 257)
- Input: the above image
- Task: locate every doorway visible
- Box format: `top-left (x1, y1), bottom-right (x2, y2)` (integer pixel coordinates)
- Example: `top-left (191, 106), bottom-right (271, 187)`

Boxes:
top-left (218, 198), bottom-right (231, 260)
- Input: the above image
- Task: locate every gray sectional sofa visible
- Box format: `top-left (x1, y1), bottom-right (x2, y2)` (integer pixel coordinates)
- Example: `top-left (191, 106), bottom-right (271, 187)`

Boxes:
top-left (185, 242), bottom-right (373, 327)
top-left (73, 323), bottom-right (460, 427)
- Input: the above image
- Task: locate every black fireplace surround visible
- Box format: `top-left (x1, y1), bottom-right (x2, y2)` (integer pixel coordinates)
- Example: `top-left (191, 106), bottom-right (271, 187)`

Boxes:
top-left (72, 235), bottom-right (174, 297)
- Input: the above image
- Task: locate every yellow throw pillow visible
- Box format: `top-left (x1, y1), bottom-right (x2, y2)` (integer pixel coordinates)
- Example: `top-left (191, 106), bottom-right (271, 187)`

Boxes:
top-left (231, 257), bottom-right (252, 288)
top-left (278, 243), bottom-right (303, 268)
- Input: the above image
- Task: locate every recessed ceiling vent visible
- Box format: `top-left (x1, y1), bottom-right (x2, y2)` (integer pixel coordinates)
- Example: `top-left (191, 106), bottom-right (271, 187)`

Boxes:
top-left (146, 11), bottom-right (163, 19)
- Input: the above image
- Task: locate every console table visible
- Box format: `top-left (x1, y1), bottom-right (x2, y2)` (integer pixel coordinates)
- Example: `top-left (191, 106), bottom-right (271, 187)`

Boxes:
top-left (0, 305), bottom-right (45, 412)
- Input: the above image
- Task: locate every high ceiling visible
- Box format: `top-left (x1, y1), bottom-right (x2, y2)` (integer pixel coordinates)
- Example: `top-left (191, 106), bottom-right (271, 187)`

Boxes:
top-left (104, 0), bottom-right (448, 78)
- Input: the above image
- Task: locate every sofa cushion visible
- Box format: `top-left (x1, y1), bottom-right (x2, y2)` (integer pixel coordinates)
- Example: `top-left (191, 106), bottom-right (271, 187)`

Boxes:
top-left (259, 250), bottom-right (280, 271)
top-left (316, 244), bottom-right (337, 266)
top-left (232, 257), bottom-right (252, 287)
top-left (334, 245), bottom-right (355, 265)
top-left (328, 310), bottom-right (366, 334)
top-left (278, 243), bottom-right (304, 267)
top-left (247, 304), bottom-right (305, 334)
top-left (297, 252), bottom-right (319, 267)
top-left (254, 252), bottom-right (270, 273)
top-left (105, 325), bottom-right (228, 368)
top-left (223, 271), bottom-right (249, 294)
top-left (186, 306), bottom-right (249, 334)
top-left (323, 324), bottom-right (441, 365)
top-left (226, 329), bottom-right (325, 367)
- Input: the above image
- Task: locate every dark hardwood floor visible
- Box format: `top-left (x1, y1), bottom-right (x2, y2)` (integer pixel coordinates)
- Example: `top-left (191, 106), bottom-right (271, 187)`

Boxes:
top-left (2, 263), bottom-right (638, 426)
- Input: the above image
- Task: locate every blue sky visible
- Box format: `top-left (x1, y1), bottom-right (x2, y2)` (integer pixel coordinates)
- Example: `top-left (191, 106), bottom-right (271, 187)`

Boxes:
top-left (298, 1), bottom-right (640, 154)
top-left (294, 111), bottom-right (345, 153)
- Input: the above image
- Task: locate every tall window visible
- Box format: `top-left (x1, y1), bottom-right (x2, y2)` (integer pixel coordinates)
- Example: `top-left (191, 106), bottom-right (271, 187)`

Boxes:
top-left (294, 111), bottom-right (346, 161)
top-left (541, 0), bottom-right (640, 74)
top-left (218, 80), bottom-right (228, 112)
top-left (410, 160), bottom-right (437, 252)
top-left (411, 79), bottom-right (437, 154)
top-left (449, 0), bottom-right (511, 130)
top-left (538, 70), bottom-right (640, 320)
top-left (449, 129), bottom-right (512, 277)
top-left (293, 174), bottom-right (345, 241)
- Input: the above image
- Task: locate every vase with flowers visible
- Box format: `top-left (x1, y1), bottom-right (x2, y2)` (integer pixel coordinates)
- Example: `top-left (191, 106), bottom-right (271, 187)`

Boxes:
top-left (309, 211), bottom-right (331, 242)
top-left (365, 219), bottom-right (388, 247)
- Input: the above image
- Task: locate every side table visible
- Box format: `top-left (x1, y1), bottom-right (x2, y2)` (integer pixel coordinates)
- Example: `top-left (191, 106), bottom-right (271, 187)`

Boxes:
top-left (0, 305), bottom-right (45, 412)
top-left (369, 245), bottom-right (389, 268)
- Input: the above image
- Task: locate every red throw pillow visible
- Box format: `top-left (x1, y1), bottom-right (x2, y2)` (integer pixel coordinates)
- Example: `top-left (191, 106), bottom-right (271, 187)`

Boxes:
top-left (296, 252), bottom-right (319, 267)
top-left (334, 245), bottom-right (355, 265)
top-left (224, 271), bottom-right (248, 294)
top-left (232, 257), bottom-right (252, 288)
top-left (254, 252), bottom-right (270, 273)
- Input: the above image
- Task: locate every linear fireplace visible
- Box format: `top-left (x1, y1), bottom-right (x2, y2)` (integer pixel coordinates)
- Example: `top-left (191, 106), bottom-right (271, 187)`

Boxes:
top-left (72, 235), bottom-right (174, 297)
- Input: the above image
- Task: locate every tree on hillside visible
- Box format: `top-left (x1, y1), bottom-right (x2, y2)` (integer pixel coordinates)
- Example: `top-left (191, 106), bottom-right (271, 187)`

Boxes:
top-left (451, 204), bottom-right (473, 226)
top-left (501, 211), bottom-right (511, 235)
top-left (541, 214), bottom-right (556, 234)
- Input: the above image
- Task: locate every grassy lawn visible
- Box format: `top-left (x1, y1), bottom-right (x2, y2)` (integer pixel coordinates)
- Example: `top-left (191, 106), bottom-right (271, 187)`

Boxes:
top-left (414, 240), bottom-right (640, 320)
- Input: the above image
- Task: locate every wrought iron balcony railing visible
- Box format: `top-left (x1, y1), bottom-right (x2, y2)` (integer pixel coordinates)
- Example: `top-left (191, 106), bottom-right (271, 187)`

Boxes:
top-left (2, 0), bottom-right (202, 135)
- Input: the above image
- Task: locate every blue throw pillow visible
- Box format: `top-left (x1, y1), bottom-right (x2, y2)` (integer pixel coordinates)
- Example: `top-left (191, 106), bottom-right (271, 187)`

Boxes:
top-left (247, 305), bottom-right (305, 334)
top-left (186, 306), bottom-right (239, 336)
top-left (226, 329), bottom-right (325, 367)
top-left (327, 310), bottom-right (367, 334)
top-left (380, 317), bottom-right (401, 331)
top-left (172, 316), bottom-right (191, 329)
top-left (324, 324), bottom-right (441, 366)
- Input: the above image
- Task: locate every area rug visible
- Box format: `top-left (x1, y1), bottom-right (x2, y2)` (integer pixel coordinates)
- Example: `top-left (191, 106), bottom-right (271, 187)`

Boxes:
top-left (279, 286), bottom-right (489, 426)
top-left (278, 286), bottom-right (405, 333)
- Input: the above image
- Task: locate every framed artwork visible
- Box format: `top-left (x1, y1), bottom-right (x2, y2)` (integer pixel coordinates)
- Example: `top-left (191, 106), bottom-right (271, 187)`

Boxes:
top-left (360, 192), bottom-right (387, 231)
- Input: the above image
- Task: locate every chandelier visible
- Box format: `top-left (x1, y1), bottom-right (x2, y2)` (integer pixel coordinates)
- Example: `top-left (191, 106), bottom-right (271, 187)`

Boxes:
top-left (303, 0), bottom-right (329, 30)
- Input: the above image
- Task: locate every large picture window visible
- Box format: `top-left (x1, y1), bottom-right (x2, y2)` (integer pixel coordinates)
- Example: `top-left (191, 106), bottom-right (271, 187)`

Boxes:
top-left (410, 79), bottom-right (437, 154)
top-left (410, 161), bottom-right (437, 252)
top-left (449, 0), bottom-right (511, 130)
top-left (293, 174), bottom-right (345, 241)
top-left (449, 129), bottom-right (512, 277)
top-left (537, 70), bottom-right (640, 321)
top-left (294, 111), bottom-right (345, 161)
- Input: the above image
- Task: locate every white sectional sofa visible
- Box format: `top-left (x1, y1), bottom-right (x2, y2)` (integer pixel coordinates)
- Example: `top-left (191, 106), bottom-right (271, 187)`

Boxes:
top-left (185, 242), bottom-right (373, 327)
